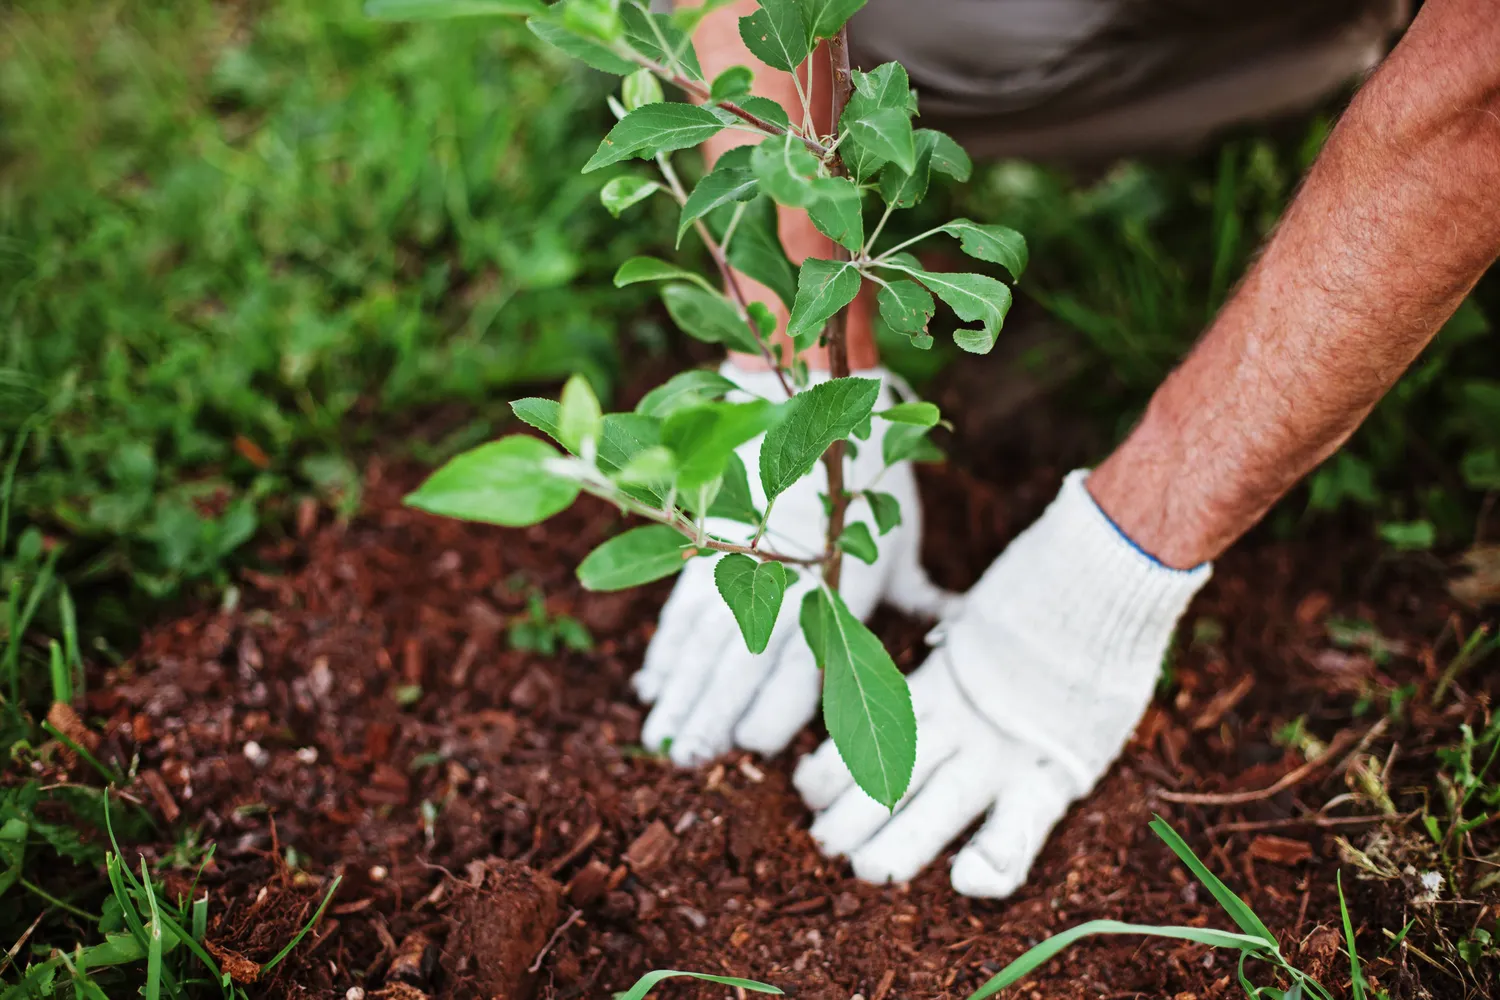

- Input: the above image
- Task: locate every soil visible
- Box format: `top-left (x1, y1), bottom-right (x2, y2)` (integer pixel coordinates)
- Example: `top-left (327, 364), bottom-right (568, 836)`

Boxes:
top-left (70, 356), bottom-right (1500, 1000)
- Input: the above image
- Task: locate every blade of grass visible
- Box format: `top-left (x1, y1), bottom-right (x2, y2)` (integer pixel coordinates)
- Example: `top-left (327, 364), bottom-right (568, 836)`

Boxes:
top-left (42, 721), bottom-right (122, 786)
top-left (1337, 872), bottom-right (1366, 1000)
top-left (140, 859), bottom-right (164, 1000)
top-left (1150, 815), bottom-right (1278, 947)
top-left (967, 921), bottom-right (1273, 1000)
top-left (59, 584), bottom-right (82, 698)
top-left (49, 639), bottom-right (71, 703)
top-left (260, 875), bottom-right (343, 975)
top-left (615, 970), bottom-right (784, 1000)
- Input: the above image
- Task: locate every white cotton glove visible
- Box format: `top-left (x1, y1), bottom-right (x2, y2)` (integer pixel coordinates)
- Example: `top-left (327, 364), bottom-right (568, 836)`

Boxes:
top-left (634, 362), bottom-right (957, 767)
top-left (794, 470), bottom-right (1211, 897)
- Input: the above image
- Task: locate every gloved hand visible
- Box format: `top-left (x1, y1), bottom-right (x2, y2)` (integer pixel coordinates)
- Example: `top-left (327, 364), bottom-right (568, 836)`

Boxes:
top-left (634, 362), bottom-right (957, 767)
top-left (794, 471), bottom-right (1211, 897)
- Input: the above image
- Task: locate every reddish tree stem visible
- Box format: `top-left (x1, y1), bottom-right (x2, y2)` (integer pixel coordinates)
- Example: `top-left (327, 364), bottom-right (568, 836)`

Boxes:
top-left (820, 27), bottom-right (856, 589)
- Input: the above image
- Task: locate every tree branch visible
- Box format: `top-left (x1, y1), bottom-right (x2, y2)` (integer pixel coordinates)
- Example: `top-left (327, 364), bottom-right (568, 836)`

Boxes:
top-left (819, 27), bottom-right (856, 590)
top-left (643, 60), bottom-right (832, 158)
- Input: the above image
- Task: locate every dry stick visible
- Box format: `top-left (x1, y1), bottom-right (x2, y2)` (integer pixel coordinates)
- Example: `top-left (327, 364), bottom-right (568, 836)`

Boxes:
top-left (1158, 727), bottom-right (1365, 805)
top-left (528, 908), bottom-right (583, 974)
top-left (819, 27), bottom-right (856, 590)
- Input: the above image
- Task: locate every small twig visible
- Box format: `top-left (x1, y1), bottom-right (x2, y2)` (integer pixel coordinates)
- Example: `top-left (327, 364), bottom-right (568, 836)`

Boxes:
top-left (649, 63), bottom-right (831, 157)
top-left (1204, 813), bottom-right (1398, 836)
top-left (529, 909), bottom-right (583, 974)
top-left (1159, 728), bottom-right (1365, 805)
top-left (0, 911), bottom-right (45, 976)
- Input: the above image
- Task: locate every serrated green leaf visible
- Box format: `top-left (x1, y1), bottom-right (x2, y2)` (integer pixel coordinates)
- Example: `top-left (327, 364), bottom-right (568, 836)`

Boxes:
top-left (511, 399), bottom-right (664, 495)
top-left (802, 0), bottom-right (867, 38)
top-left (881, 423), bottom-right (943, 465)
top-left (734, 95), bottom-right (792, 129)
top-left (406, 436), bottom-right (579, 526)
top-left (844, 107), bottom-right (914, 174)
top-left (879, 264), bottom-right (1011, 354)
top-left (622, 68), bottom-right (664, 110)
top-left (837, 521), bottom-right (878, 564)
top-left (578, 526), bottom-right (697, 592)
top-left (725, 199), bottom-right (796, 307)
top-left (787, 259), bottom-right (860, 348)
top-left (710, 65), bottom-right (755, 102)
top-left (715, 554), bottom-right (793, 653)
top-left (557, 373), bottom-right (602, 453)
top-left (706, 452), bottom-right (762, 524)
top-left (526, 12), bottom-right (637, 75)
top-left (620, 3), bottom-right (703, 79)
top-left (806, 176), bottom-right (863, 251)
top-left (614, 256), bottom-right (715, 293)
top-left (877, 129), bottom-right (935, 208)
top-left (760, 376), bottom-right (880, 500)
top-left (937, 220), bottom-right (1028, 280)
top-left (600, 175), bottom-right (661, 217)
top-left (661, 283), bottom-right (761, 354)
top-left (876, 279), bottom-right (934, 337)
top-left (737, 0), bottom-right (809, 72)
top-left (875, 401), bottom-right (939, 427)
top-left (635, 369), bottom-right (741, 418)
top-left (614, 446), bottom-right (676, 488)
top-left (662, 399), bottom-right (781, 490)
top-left (801, 588), bottom-right (915, 808)
top-left (926, 129), bottom-right (972, 181)
top-left (750, 132), bottom-right (823, 207)
top-left (615, 969), bottom-right (782, 1000)
top-left (584, 103), bottom-right (725, 172)
top-left (679, 166), bottom-right (759, 246)
top-left (863, 490), bottom-right (901, 535)
top-left (366, 0), bottom-right (543, 19)
top-left (564, 0), bottom-right (622, 43)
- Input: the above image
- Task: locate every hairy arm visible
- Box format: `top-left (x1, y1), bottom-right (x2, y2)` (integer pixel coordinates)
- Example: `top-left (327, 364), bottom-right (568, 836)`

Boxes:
top-left (1090, 0), bottom-right (1500, 569)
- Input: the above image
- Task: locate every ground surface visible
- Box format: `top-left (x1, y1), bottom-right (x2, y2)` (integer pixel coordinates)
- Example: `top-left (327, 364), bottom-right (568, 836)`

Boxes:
top-left (75, 363), bottom-right (1498, 1000)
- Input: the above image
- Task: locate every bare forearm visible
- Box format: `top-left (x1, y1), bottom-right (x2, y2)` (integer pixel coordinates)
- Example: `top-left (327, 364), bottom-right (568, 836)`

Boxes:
top-left (1091, 0), bottom-right (1500, 569)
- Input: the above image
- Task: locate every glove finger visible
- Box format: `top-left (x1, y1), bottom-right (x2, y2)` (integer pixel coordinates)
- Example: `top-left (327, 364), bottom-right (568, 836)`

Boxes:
top-left (806, 725), bottom-right (959, 858)
top-left (732, 638), bottom-right (821, 756)
top-left (791, 734), bottom-right (856, 811)
top-left (639, 607), bottom-right (738, 753)
top-left (949, 759), bottom-right (1075, 899)
top-left (667, 620), bottom-right (800, 767)
top-left (848, 750), bottom-right (998, 885)
top-left (634, 563), bottom-right (716, 703)
top-left (882, 526), bottom-right (962, 620)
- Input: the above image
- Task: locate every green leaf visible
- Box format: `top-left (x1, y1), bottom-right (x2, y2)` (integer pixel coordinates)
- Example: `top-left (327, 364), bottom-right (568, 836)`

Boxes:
top-left (759, 376), bottom-right (880, 500)
top-left (661, 284), bottom-right (761, 354)
top-left (600, 176), bottom-right (661, 217)
top-left (877, 129), bottom-right (935, 208)
top-left (615, 446), bottom-right (676, 488)
top-left (715, 554), bottom-right (794, 654)
top-left (564, 0), bottom-right (623, 43)
top-left (737, 0), bottom-right (809, 72)
top-left (511, 400), bottom-right (664, 492)
top-left (710, 65), bottom-right (755, 102)
top-left (927, 130), bottom-right (972, 181)
top-left (1149, 816), bottom-right (1279, 947)
top-left (837, 522), bottom-right (878, 564)
top-left (787, 259), bottom-right (860, 348)
top-left (557, 373), bottom-right (603, 453)
top-left (876, 279), bottom-right (935, 337)
top-left (884, 266), bottom-right (1011, 354)
top-left (577, 526), bottom-right (698, 592)
top-left (750, 133), bottom-right (823, 207)
top-left (735, 95), bottom-right (791, 129)
top-left (366, 0), bottom-right (543, 18)
top-left (1378, 520), bottom-right (1435, 551)
top-left (965, 920), bottom-right (1274, 1000)
top-left (802, 0), bottom-right (867, 38)
top-left (706, 453), bottom-right (762, 524)
top-left (882, 424), bottom-right (943, 465)
top-left (662, 399), bottom-right (781, 490)
top-left (635, 369), bottom-right (741, 418)
top-left (725, 200), bottom-right (796, 307)
top-left (615, 969), bottom-right (782, 1000)
top-left (801, 588), bottom-right (915, 808)
top-left (805, 176), bottom-right (864, 252)
top-left (614, 256), bottom-right (715, 293)
top-left (668, 0), bottom-right (743, 33)
top-left (937, 219), bottom-right (1028, 280)
top-left (526, 11), bottom-right (637, 75)
top-left (875, 401), bottom-right (939, 427)
top-left (844, 107), bottom-right (914, 175)
top-left (620, 4), bottom-right (704, 79)
top-left (584, 103), bottom-right (726, 172)
top-left (679, 166), bottom-right (759, 246)
top-left (863, 490), bottom-right (901, 535)
top-left (406, 436), bottom-right (579, 527)
top-left (622, 68), bottom-right (664, 110)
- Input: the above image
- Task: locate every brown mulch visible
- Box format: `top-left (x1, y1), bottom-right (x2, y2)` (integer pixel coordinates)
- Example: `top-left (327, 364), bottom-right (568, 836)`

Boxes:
top-left (67, 359), bottom-right (1499, 1000)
